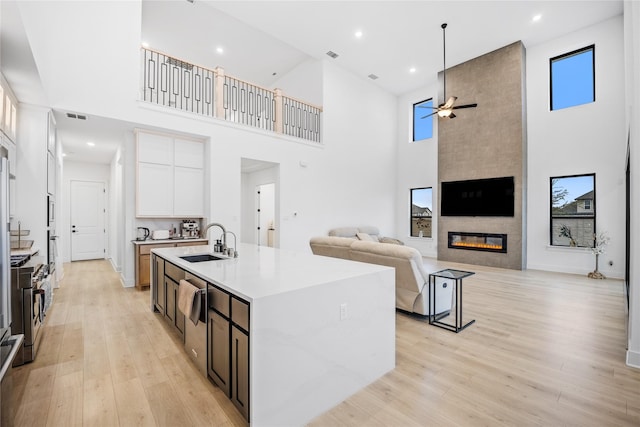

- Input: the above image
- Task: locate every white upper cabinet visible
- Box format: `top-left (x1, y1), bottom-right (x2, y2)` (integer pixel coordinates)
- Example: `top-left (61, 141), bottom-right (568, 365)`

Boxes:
top-left (173, 167), bottom-right (204, 217)
top-left (0, 73), bottom-right (18, 143)
top-left (137, 162), bottom-right (174, 216)
top-left (137, 132), bottom-right (173, 165)
top-left (136, 130), bottom-right (205, 218)
top-left (174, 138), bottom-right (204, 168)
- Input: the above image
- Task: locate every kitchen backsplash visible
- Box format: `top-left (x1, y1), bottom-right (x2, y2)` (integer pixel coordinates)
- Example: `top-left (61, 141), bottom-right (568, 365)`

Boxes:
top-left (134, 218), bottom-right (204, 238)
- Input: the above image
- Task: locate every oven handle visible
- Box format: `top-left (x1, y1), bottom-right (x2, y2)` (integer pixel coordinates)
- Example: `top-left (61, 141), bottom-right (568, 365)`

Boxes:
top-left (33, 289), bottom-right (45, 323)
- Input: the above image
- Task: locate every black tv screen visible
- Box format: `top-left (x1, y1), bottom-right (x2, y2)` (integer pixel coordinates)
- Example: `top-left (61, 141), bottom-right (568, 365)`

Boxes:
top-left (441, 176), bottom-right (515, 217)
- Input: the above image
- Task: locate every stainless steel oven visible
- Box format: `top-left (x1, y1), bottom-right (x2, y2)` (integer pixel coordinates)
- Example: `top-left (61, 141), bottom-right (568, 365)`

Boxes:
top-left (10, 257), bottom-right (46, 366)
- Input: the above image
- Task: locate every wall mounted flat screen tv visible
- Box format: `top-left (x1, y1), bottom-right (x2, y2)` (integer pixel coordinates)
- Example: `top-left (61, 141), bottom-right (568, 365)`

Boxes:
top-left (441, 176), bottom-right (515, 217)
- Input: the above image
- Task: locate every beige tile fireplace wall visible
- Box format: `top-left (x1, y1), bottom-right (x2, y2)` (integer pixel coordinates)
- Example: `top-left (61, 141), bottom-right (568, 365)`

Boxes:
top-left (437, 41), bottom-right (526, 270)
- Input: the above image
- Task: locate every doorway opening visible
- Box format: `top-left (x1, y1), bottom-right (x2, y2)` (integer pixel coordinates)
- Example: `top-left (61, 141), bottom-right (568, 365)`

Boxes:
top-left (70, 180), bottom-right (106, 261)
top-left (241, 158), bottom-right (279, 247)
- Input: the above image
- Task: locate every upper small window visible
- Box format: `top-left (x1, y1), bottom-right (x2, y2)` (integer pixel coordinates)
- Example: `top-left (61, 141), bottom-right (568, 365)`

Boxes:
top-left (550, 45), bottom-right (595, 111)
top-left (413, 99), bottom-right (433, 141)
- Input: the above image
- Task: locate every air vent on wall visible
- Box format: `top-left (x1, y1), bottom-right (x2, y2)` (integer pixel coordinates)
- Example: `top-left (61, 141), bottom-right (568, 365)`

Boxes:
top-left (326, 51), bottom-right (339, 59)
top-left (66, 113), bottom-right (88, 120)
top-left (368, 74), bottom-right (379, 80)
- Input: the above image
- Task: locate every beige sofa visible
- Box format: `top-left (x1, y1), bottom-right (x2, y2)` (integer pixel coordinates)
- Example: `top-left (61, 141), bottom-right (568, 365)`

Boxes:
top-left (310, 230), bottom-right (452, 316)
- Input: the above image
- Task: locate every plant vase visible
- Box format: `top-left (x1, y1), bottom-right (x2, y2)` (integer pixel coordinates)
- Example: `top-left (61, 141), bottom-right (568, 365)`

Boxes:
top-left (588, 253), bottom-right (606, 279)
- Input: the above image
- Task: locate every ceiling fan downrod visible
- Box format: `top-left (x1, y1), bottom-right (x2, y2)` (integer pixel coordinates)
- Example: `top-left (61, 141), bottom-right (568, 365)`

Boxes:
top-left (442, 23), bottom-right (447, 105)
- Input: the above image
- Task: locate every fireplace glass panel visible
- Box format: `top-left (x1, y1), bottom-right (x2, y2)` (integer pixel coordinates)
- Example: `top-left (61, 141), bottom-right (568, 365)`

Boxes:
top-left (448, 232), bottom-right (507, 253)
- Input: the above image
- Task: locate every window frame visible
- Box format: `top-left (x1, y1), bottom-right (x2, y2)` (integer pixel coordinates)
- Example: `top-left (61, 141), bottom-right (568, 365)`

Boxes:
top-left (412, 98), bottom-right (434, 142)
top-left (549, 173), bottom-right (596, 248)
top-left (549, 45), bottom-right (595, 111)
top-left (410, 187), bottom-right (433, 238)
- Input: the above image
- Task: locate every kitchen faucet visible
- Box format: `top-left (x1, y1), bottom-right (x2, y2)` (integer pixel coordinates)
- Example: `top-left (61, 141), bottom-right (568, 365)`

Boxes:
top-left (222, 231), bottom-right (238, 258)
top-left (202, 222), bottom-right (226, 249)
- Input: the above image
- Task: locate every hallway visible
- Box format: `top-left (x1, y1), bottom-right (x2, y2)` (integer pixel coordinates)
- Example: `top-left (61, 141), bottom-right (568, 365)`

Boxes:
top-left (11, 260), bottom-right (244, 426)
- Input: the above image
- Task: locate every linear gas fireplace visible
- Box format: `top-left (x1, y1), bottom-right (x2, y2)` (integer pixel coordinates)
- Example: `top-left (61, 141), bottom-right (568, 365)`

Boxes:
top-left (448, 232), bottom-right (507, 253)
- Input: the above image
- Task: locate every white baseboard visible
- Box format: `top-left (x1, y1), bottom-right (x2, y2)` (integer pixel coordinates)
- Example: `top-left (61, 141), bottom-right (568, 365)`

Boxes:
top-left (626, 349), bottom-right (640, 369)
top-left (120, 273), bottom-right (135, 288)
top-left (526, 262), bottom-right (624, 279)
top-left (108, 257), bottom-right (121, 273)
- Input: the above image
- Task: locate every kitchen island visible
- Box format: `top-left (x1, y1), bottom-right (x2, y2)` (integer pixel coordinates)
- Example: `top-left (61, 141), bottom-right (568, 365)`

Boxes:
top-left (151, 243), bottom-right (395, 426)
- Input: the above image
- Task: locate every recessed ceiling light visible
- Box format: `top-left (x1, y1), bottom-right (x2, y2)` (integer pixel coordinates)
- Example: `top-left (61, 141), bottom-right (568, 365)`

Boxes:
top-left (62, 153), bottom-right (67, 157)
top-left (141, 41), bottom-right (149, 48)
top-left (355, 30), bottom-right (363, 39)
top-left (216, 47), bottom-right (224, 54)
top-left (87, 142), bottom-right (95, 147)
top-left (409, 67), bottom-right (416, 74)
top-left (532, 14), bottom-right (542, 22)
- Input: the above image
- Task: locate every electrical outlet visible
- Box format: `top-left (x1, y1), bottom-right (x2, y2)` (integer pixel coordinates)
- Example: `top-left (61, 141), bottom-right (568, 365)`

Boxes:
top-left (340, 303), bottom-right (348, 320)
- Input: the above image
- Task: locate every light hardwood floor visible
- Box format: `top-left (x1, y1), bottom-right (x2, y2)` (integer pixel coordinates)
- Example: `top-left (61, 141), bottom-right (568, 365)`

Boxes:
top-left (11, 259), bottom-right (640, 426)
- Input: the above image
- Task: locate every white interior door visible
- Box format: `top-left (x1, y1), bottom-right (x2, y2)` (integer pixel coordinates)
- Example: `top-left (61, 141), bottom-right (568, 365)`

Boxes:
top-left (71, 180), bottom-right (105, 261)
top-left (257, 183), bottom-right (275, 247)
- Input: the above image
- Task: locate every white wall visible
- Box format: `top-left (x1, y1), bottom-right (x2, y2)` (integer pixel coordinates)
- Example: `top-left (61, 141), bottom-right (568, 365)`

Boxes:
top-left (109, 147), bottom-right (124, 273)
top-left (526, 16), bottom-right (627, 278)
top-left (61, 160), bottom-right (110, 263)
top-left (17, 0), bottom-right (141, 118)
top-left (271, 58), bottom-right (323, 107)
top-left (624, 0), bottom-right (640, 369)
top-left (13, 104), bottom-right (48, 256)
top-left (396, 82), bottom-right (440, 257)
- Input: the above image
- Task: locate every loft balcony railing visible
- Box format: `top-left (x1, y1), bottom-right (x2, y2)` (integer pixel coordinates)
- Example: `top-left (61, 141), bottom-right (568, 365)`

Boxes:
top-left (141, 47), bottom-right (322, 143)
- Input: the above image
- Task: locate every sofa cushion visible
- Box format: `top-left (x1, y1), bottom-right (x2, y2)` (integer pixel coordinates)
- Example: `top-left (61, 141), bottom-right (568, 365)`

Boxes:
top-left (379, 236), bottom-right (404, 245)
top-left (328, 227), bottom-right (360, 238)
top-left (357, 226), bottom-right (380, 236)
top-left (309, 236), bottom-right (355, 260)
top-left (356, 232), bottom-right (378, 242)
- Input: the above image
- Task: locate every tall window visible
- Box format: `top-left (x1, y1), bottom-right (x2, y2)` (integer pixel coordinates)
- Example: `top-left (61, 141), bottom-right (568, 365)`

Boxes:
top-left (410, 187), bottom-right (432, 238)
top-left (413, 99), bottom-right (433, 141)
top-left (550, 45), bottom-right (595, 111)
top-left (550, 174), bottom-right (595, 247)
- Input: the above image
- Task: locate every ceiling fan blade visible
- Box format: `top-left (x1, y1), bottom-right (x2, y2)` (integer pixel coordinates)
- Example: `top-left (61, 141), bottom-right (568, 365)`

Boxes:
top-left (421, 112), bottom-right (438, 119)
top-left (452, 103), bottom-right (478, 110)
top-left (417, 105), bottom-right (439, 110)
top-left (443, 96), bottom-right (457, 109)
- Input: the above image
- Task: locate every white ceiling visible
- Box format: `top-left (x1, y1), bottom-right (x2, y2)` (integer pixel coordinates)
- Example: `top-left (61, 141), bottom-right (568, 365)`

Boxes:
top-left (1, 1), bottom-right (624, 164)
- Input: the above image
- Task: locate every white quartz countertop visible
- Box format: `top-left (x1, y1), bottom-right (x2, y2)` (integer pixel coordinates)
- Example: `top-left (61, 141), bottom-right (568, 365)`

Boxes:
top-left (11, 247), bottom-right (40, 257)
top-left (131, 238), bottom-right (208, 245)
top-left (152, 243), bottom-right (392, 301)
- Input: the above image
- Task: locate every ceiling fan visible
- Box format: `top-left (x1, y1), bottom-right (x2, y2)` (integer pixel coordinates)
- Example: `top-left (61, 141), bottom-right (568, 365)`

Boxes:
top-left (421, 23), bottom-right (478, 119)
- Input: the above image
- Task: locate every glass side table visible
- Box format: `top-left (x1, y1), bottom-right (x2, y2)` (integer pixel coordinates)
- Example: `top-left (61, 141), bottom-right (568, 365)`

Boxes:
top-left (428, 268), bottom-right (475, 333)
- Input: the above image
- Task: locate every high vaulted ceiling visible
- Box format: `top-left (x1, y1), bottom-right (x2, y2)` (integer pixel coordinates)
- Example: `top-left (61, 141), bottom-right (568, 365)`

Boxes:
top-left (1, 1), bottom-right (624, 164)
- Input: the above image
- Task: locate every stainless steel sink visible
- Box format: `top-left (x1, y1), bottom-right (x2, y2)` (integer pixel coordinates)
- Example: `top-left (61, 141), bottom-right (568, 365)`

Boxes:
top-left (180, 254), bottom-right (225, 263)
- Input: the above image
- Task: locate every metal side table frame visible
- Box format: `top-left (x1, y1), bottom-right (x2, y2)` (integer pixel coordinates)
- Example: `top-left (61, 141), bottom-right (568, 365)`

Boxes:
top-left (429, 268), bottom-right (475, 333)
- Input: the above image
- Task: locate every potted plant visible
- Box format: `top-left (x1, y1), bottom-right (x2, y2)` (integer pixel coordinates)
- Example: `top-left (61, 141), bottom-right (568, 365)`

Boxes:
top-left (588, 231), bottom-right (610, 279)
